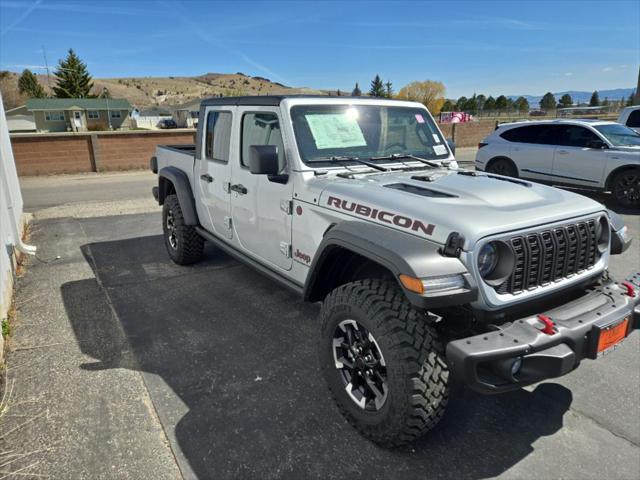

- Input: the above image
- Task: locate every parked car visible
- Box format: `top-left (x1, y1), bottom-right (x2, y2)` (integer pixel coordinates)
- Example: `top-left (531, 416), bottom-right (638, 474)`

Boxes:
top-left (158, 118), bottom-right (178, 129)
top-left (150, 96), bottom-right (637, 447)
top-left (618, 105), bottom-right (640, 133)
top-left (476, 119), bottom-right (640, 206)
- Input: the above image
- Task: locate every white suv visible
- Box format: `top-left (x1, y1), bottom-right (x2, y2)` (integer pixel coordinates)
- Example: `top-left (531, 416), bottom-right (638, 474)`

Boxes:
top-left (475, 119), bottom-right (640, 207)
top-left (618, 105), bottom-right (640, 133)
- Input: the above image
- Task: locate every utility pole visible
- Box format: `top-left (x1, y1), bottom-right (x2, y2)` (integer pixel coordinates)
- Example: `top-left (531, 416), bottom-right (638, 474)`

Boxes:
top-left (42, 46), bottom-right (51, 91)
top-left (635, 66), bottom-right (640, 105)
top-left (104, 87), bottom-right (112, 130)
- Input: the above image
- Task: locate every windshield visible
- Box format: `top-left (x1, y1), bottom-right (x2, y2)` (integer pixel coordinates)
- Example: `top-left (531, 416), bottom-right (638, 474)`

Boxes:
top-left (594, 124), bottom-right (640, 146)
top-left (290, 104), bottom-right (450, 165)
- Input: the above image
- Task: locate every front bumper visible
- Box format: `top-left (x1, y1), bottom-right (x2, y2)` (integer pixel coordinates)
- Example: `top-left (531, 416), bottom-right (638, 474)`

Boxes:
top-left (446, 272), bottom-right (640, 394)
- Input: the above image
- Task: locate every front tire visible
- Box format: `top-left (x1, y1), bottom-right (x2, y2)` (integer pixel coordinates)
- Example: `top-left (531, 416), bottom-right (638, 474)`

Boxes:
top-left (162, 194), bottom-right (204, 265)
top-left (319, 279), bottom-right (449, 447)
top-left (611, 169), bottom-right (640, 208)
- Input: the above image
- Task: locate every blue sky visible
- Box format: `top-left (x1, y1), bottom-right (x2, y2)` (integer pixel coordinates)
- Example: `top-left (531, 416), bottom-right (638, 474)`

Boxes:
top-left (0, 0), bottom-right (638, 98)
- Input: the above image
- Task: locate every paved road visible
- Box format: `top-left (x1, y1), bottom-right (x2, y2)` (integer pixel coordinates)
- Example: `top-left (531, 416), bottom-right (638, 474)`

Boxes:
top-left (8, 158), bottom-right (639, 479)
top-left (18, 147), bottom-right (478, 213)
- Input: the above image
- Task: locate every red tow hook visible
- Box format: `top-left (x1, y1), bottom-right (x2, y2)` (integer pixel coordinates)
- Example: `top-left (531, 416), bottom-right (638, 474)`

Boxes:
top-left (621, 281), bottom-right (636, 298)
top-left (537, 314), bottom-right (556, 335)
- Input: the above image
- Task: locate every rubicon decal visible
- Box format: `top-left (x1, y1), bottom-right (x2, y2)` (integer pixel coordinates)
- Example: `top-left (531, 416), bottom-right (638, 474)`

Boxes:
top-left (327, 196), bottom-right (435, 236)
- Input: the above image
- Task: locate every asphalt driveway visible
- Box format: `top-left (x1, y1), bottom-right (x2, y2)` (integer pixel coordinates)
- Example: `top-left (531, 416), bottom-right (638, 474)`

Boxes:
top-left (5, 168), bottom-right (639, 479)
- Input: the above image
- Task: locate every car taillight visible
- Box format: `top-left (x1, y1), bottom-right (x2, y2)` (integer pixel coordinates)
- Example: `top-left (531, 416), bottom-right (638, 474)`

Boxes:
top-left (478, 142), bottom-right (488, 149)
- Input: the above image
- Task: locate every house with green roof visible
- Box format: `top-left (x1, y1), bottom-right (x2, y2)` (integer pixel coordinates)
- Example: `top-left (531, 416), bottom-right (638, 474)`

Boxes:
top-left (26, 98), bottom-right (133, 133)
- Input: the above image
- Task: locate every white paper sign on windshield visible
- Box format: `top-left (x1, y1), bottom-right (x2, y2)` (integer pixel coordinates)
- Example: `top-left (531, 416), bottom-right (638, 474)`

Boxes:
top-left (305, 113), bottom-right (367, 149)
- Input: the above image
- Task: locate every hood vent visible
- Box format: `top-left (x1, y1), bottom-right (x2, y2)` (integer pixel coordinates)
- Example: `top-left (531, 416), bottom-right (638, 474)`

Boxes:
top-left (385, 183), bottom-right (457, 198)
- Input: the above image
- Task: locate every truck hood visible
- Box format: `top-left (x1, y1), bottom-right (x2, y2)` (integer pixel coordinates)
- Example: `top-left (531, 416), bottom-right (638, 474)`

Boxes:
top-left (317, 169), bottom-right (605, 247)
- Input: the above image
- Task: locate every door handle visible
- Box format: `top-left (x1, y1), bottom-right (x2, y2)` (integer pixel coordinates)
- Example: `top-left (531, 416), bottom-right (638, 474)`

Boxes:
top-left (557, 150), bottom-right (569, 155)
top-left (230, 184), bottom-right (248, 195)
top-left (200, 174), bottom-right (213, 183)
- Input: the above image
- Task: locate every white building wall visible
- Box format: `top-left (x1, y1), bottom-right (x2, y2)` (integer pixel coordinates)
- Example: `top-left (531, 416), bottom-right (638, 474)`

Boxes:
top-left (0, 93), bottom-right (25, 323)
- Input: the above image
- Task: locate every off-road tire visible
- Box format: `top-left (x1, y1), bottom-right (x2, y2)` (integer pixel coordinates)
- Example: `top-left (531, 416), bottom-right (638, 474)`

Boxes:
top-left (162, 194), bottom-right (204, 265)
top-left (319, 279), bottom-right (449, 447)
top-left (486, 157), bottom-right (518, 177)
top-left (611, 169), bottom-right (640, 208)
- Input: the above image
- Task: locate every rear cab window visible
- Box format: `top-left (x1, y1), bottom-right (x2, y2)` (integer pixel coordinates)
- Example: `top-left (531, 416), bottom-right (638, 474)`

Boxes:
top-left (205, 111), bottom-right (232, 162)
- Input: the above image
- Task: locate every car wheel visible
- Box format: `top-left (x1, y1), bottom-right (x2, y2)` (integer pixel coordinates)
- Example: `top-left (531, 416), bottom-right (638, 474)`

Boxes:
top-left (162, 194), bottom-right (204, 265)
top-left (611, 169), bottom-right (640, 208)
top-left (319, 279), bottom-right (449, 447)
top-left (486, 158), bottom-right (518, 177)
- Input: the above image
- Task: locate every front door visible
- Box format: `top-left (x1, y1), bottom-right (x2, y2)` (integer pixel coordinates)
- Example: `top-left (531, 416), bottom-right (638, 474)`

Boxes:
top-left (197, 108), bottom-right (234, 238)
top-left (230, 107), bottom-right (293, 271)
top-left (552, 125), bottom-right (607, 187)
top-left (73, 111), bottom-right (84, 131)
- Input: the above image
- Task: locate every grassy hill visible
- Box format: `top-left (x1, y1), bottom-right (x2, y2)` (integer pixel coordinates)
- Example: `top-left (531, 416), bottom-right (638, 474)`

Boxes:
top-left (0, 71), bottom-right (325, 110)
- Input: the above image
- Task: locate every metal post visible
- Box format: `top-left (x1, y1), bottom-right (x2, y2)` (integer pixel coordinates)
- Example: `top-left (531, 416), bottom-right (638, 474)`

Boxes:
top-left (104, 87), bottom-right (112, 130)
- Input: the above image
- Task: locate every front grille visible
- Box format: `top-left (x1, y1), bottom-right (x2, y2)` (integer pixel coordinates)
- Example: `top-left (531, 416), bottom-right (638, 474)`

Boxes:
top-left (495, 219), bottom-right (599, 294)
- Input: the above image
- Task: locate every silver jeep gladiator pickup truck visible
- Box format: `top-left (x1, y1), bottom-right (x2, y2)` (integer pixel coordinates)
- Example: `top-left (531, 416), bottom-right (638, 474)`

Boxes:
top-left (151, 95), bottom-right (639, 447)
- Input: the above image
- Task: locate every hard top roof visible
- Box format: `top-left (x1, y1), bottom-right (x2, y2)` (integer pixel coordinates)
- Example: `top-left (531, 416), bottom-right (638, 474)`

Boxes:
top-left (200, 95), bottom-right (404, 107)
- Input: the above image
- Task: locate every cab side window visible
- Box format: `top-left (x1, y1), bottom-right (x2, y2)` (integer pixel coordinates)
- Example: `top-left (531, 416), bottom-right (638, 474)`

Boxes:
top-left (501, 125), bottom-right (560, 145)
top-left (241, 112), bottom-right (285, 171)
top-left (205, 111), bottom-right (232, 162)
top-left (558, 126), bottom-right (600, 148)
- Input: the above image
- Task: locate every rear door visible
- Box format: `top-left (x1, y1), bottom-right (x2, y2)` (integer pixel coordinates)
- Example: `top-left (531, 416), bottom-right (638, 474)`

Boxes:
top-left (229, 106), bottom-right (294, 271)
top-left (552, 125), bottom-right (607, 187)
top-left (625, 109), bottom-right (640, 133)
top-left (502, 124), bottom-right (560, 182)
top-left (197, 108), bottom-right (234, 238)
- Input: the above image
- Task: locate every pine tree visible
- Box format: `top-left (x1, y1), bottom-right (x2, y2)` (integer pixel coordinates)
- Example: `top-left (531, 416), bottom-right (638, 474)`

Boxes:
top-left (351, 82), bottom-right (361, 96)
top-left (336, 89), bottom-right (341, 96)
top-left (456, 96), bottom-right (468, 110)
top-left (495, 95), bottom-right (509, 111)
top-left (17, 69), bottom-right (45, 98)
top-left (557, 93), bottom-right (573, 108)
top-left (589, 91), bottom-right (600, 107)
top-left (514, 96), bottom-right (529, 112)
top-left (483, 96), bottom-right (496, 111)
top-left (384, 80), bottom-right (393, 98)
top-left (628, 92), bottom-right (636, 106)
top-left (53, 48), bottom-right (94, 98)
top-left (539, 92), bottom-right (556, 110)
top-left (369, 75), bottom-right (385, 97)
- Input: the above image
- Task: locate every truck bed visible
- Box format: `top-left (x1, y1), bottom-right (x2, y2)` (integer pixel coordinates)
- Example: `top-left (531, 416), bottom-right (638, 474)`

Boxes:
top-left (155, 144), bottom-right (197, 187)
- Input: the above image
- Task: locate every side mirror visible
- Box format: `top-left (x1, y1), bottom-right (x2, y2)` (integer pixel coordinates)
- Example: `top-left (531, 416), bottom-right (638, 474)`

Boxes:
top-left (447, 138), bottom-right (456, 155)
top-left (587, 140), bottom-right (607, 149)
top-left (249, 145), bottom-right (279, 175)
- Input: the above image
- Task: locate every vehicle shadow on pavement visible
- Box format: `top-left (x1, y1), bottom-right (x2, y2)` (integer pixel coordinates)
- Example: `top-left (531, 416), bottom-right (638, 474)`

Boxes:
top-left (61, 234), bottom-right (574, 480)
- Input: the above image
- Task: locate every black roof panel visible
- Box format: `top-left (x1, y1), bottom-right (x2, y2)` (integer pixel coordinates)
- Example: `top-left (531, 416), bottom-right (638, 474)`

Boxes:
top-left (200, 95), bottom-right (404, 107)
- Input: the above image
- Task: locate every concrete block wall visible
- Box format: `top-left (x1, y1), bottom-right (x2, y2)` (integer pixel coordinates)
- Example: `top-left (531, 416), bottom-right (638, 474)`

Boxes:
top-left (11, 130), bottom-right (196, 176)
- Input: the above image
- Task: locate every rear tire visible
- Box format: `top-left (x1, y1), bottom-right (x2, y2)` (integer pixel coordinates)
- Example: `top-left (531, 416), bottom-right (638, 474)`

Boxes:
top-left (162, 194), bottom-right (204, 265)
top-left (319, 279), bottom-right (449, 447)
top-left (486, 157), bottom-right (518, 177)
top-left (611, 169), bottom-right (640, 208)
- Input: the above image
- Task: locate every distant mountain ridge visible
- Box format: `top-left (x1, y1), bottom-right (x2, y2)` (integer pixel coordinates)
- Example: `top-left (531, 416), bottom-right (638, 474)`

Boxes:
top-left (508, 88), bottom-right (635, 105)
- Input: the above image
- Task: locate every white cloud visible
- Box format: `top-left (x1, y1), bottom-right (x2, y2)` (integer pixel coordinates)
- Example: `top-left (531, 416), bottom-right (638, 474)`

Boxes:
top-left (602, 67), bottom-right (613, 72)
top-left (565, 72), bottom-right (574, 76)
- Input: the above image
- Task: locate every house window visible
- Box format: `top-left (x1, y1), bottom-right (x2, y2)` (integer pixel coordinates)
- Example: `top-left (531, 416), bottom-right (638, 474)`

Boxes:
top-left (110, 111), bottom-right (122, 119)
top-left (88, 111), bottom-right (100, 119)
top-left (45, 111), bottom-right (64, 121)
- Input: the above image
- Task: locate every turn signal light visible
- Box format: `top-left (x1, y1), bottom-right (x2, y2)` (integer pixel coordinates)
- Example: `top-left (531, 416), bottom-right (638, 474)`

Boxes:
top-left (399, 274), bottom-right (424, 294)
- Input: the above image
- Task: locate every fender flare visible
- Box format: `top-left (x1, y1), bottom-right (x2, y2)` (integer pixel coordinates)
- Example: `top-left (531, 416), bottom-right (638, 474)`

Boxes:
top-left (303, 221), bottom-right (476, 308)
top-left (158, 166), bottom-right (199, 226)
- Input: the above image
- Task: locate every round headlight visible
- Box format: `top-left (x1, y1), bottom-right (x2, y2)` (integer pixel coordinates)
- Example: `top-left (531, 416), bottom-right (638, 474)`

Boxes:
top-left (478, 242), bottom-right (499, 278)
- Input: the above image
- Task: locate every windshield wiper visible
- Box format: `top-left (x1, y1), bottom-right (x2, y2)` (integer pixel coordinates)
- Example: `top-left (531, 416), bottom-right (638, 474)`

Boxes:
top-left (310, 156), bottom-right (390, 172)
top-left (370, 153), bottom-right (448, 168)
